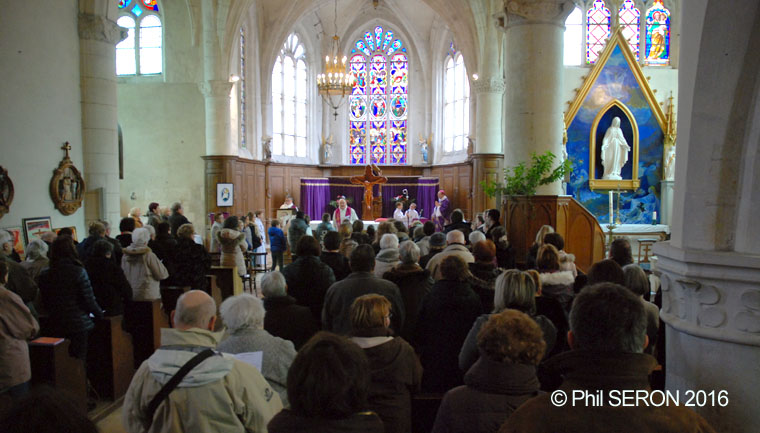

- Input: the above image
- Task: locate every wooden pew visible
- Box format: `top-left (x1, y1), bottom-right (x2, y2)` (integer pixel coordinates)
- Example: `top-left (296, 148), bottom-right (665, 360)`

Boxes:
top-left (128, 299), bottom-right (170, 368)
top-left (28, 337), bottom-right (87, 413)
top-left (412, 393), bottom-right (444, 433)
top-left (208, 266), bottom-right (243, 303)
top-left (87, 315), bottom-right (135, 400)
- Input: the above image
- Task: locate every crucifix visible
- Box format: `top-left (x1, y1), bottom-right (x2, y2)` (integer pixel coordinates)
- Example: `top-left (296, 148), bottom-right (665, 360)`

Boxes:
top-left (350, 163), bottom-right (388, 220)
top-left (61, 141), bottom-right (72, 160)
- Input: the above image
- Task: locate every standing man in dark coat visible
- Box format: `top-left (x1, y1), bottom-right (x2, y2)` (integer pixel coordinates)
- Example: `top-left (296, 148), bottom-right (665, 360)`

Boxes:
top-left (322, 244), bottom-right (405, 336)
top-left (168, 202), bottom-right (189, 237)
top-left (281, 236), bottom-right (335, 324)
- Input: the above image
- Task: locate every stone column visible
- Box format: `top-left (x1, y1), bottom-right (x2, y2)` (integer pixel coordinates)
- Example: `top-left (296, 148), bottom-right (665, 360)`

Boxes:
top-left (78, 13), bottom-right (127, 227)
top-left (472, 75), bottom-right (506, 211)
top-left (200, 0), bottom-right (234, 156)
top-left (497, 0), bottom-right (575, 195)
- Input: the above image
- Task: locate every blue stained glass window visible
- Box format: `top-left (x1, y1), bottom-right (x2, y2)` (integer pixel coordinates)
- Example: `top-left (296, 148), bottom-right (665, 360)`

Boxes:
top-left (349, 26), bottom-right (407, 165)
top-left (645, 0), bottom-right (670, 65)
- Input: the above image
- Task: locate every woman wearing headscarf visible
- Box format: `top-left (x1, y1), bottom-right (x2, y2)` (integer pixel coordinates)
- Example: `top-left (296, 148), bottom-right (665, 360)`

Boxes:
top-left (121, 227), bottom-right (168, 301)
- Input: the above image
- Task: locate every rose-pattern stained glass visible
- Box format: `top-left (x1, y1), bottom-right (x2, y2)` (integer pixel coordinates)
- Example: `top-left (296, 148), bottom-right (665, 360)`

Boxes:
top-left (645, 0), bottom-right (670, 66)
top-left (349, 26), bottom-right (407, 165)
top-left (118, 0), bottom-right (131, 8)
top-left (619, 0), bottom-right (640, 60)
top-left (143, 0), bottom-right (158, 11)
top-left (586, 0), bottom-right (610, 64)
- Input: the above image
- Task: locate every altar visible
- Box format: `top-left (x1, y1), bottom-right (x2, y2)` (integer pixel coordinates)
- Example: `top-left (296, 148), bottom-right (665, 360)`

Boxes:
top-left (300, 176), bottom-right (439, 220)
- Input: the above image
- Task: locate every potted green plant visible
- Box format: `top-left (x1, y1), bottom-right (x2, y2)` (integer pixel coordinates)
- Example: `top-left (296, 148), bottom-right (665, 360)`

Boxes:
top-left (481, 151), bottom-right (572, 200)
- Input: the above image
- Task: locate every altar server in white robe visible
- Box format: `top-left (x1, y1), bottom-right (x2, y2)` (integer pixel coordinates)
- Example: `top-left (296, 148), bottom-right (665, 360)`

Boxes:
top-left (393, 202), bottom-right (406, 224)
top-left (333, 196), bottom-right (358, 229)
top-left (405, 203), bottom-right (420, 228)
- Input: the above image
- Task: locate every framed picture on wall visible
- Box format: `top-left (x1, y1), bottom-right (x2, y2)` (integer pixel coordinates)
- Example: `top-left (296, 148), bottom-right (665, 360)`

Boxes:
top-left (22, 216), bottom-right (52, 245)
top-left (1, 226), bottom-right (25, 260)
top-left (216, 183), bottom-right (234, 207)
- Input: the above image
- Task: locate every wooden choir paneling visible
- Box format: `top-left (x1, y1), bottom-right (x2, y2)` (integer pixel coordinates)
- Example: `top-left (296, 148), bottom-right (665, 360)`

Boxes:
top-left (503, 195), bottom-right (604, 273)
top-left (203, 157), bottom-right (474, 225)
top-left (429, 162), bottom-right (473, 220)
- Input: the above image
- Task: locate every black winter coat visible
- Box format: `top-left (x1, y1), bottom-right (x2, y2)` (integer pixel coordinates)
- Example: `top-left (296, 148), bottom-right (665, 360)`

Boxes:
top-left (263, 295), bottom-right (319, 350)
top-left (167, 238), bottom-right (211, 291)
top-left (320, 251), bottom-right (352, 281)
top-left (268, 410), bottom-right (384, 433)
top-left (38, 258), bottom-right (102, 335)
top-left (148, 235), bottom-right (177, 278)
top-left (416, 279), bottom-right (481, 393)
top-left (85, 256), bottom-right (132, 316)
top-left (169, 212), bottom-right (189, 237)
top-left (382, 264), bottom-right (433, 345)
top-left (281, 255), bottom-right (335, 324)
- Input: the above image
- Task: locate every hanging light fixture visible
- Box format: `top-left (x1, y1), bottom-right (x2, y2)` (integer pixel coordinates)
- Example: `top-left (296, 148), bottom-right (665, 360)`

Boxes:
top-left (317, 0), bottom-right (355, 119)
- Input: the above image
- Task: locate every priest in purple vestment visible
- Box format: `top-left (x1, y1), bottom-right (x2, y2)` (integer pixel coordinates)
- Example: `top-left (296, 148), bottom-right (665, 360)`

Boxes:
top-left (432, 189), bottom-right (451, 232)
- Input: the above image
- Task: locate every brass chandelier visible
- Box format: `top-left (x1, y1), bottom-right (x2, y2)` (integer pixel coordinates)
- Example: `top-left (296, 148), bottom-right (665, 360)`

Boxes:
top-left (317, 0), bottom-right (355, 119)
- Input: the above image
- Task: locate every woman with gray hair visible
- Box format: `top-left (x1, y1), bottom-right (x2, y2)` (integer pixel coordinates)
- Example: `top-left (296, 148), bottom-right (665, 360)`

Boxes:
top-left (260, 271), bottom-right (318, 350)
top-left (121, 227), bottom-right (168, 300)
top-left (218, 293), bottom-right (297, 407)
top-left (20, 238), bottom-right (49, 282)
top-left (623, 264), bottom-right (659, 355)
top-left (382, 240), bottom-right (433, 345)
top-left (458, 269), bottom-right (558, 372)
top-left (373, 233), bottom-right (400, 278)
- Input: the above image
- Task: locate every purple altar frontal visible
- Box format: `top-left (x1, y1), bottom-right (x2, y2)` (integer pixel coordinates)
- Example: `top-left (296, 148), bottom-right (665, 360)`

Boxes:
top-left (300, 176), bottom-right (439, 220)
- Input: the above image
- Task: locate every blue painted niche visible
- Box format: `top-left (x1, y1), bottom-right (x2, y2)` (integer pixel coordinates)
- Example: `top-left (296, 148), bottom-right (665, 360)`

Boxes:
top-left (566, 45), bottom-right (664, 224)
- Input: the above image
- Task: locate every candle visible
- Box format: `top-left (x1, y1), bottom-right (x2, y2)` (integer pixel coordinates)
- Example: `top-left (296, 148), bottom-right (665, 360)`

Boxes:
top-left (653, 211), bottom-right (657, 223)
top-left (609, 191), bottom-right (614, 224)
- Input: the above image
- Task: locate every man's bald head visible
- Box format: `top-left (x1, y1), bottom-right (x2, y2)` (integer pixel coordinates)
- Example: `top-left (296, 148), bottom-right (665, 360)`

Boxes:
top-left (446, 230), bottom-right (465, 245)
top-left (173, 290), bottom-right (217, 330)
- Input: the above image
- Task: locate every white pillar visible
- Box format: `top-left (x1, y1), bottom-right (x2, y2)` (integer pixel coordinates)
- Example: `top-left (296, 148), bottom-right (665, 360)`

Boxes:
top-left (200, 0), bottom-right (233, 156)
top-left (498, 0), bottom-right (574, 195)
top-left (78, 13), bottom-right (127, 226)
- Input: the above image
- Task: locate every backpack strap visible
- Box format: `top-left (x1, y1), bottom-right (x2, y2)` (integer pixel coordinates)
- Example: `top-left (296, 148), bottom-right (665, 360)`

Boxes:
top-left (144, 349), bottom-right (217, 429)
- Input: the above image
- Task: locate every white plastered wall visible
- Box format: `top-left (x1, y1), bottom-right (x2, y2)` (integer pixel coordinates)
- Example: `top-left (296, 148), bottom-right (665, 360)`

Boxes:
top-left (0, 0), bottom-right (86, 237)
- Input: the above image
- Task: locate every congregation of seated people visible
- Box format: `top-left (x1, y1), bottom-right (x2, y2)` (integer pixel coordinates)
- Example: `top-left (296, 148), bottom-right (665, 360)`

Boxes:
top-left (0, 205), bottom-right (718, 433)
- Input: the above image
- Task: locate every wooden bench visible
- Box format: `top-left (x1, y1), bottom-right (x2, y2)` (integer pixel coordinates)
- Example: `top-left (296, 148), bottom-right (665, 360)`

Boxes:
top-left (208, 266), bottom-right (243, 303)
top-left (128, 299), bottom-right (169, 368)
top-left (86, 315), bottom-right (135, 400)
top-left (412, 393), bottom-right (444, 433)
top-left (28, 337), bottom-right (87, 413)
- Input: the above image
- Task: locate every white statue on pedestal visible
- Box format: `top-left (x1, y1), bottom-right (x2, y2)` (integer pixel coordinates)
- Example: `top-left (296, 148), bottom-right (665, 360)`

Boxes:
top-left (262, 135), bottom-right (272, 161)
top-left (601, 117), bottom-right (631, 180)
top-left (418, 133), bottom-right (432, 164)
top-left (320, 134), bottom-right (333, 165)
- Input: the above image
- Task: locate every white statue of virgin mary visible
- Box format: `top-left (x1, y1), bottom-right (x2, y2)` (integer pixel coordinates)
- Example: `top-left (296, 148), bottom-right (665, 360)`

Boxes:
top-left (601, 117), bottom-right (631, 180)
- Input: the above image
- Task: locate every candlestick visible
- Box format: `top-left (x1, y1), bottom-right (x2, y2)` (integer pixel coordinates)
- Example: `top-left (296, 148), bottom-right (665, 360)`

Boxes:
top-left (615, 189), bottom-right (622, 225)
top-left (652, 211), bottom-right (657, 225)
top-left (609, 191), bottom-right (614, 224)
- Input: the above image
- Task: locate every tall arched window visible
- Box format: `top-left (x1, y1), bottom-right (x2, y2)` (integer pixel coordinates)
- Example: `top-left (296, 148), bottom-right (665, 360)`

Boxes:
top-left (239, 28), bottom-right (247, 149)
top-left (443, 43), bottom-right (469, 153)
top-left (272, 34), bottom-right (308, 158)
top-left (619, 0), bottom-right (641, 60)
top-left (564, 6), bottom-right (583, 66)
top-left (645, 0), bottom-right (671, 66)
top-left (116, 0), bottom-right (162, 75)
top-left (586, 0), bottom-right (610, 64)
top-left (349, 26), bottom-right (408, 165)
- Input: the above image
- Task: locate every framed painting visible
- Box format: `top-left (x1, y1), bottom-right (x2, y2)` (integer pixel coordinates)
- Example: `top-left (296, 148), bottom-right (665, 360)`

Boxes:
top-left (54, 226), bottom-right (78, 241)
top-left (1, 226), bottom-right (25, 259)
top-left (216, 183), bottom-right (234, 207)
top-left (22, 216), bottom-right (52, 245)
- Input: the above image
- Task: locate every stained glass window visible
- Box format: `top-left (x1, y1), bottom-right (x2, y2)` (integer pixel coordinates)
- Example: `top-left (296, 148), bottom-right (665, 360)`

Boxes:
top-left (564, 6), bottom-right (582, 66)
top-left (618, 0), bottom-right (640, 60)
top-left (443, 48), bottom-right (469, 153)
top-left (272, 34), bottom-right (308, 158)
top-left (586, 0), bottom-right (610, 64)
top-left (349, 26), bottom-right (408, 165)
top-left (645, 0), bottom-right (670, 66)
top-left (239, 28), bottom-right (246, 149)
top-left (116, 0), bottom-right (162, 75)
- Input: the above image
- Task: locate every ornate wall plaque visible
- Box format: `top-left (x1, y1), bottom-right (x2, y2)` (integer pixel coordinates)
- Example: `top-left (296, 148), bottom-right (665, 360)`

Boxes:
top-left (0, 166), bottom-right (14, 219)
top-left (50, 142), bottom-right (85, 216)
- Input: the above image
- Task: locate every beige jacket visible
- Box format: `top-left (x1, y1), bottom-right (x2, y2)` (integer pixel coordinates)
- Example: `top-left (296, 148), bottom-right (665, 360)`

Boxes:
top-left (121, 246), bottom-right (169, 301)
top-left (123, 327), bottom-right (282, 433)
top-left (0, 285), bottom-right (39, 389)
top-left (217, 228), bottom-right (247, 276)
top-left (425, 244), bottom-right (475, 280)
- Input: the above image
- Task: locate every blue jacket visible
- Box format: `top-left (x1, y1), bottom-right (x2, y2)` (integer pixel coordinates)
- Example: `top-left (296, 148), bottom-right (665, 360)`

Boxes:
top-left (38, 258), bottom-right (103, 335)
top-left (268, 227), bottom-right (286, 252)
